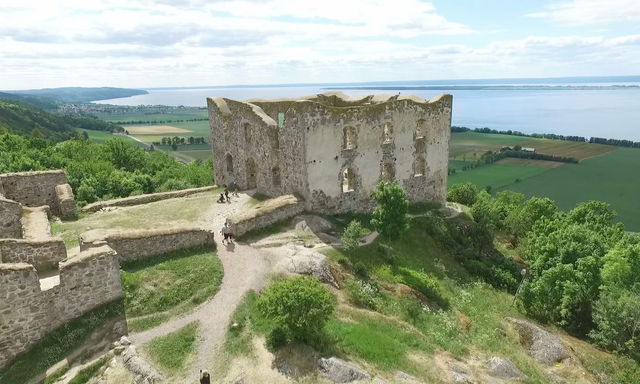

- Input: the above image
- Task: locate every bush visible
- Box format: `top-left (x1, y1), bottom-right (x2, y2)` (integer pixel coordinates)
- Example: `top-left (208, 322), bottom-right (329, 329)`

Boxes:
top-left (447, 182), bottom-right (479, 206)
top-left (345, 279), bottom-right (382, 310)
top-left (256, 276), bottom-right (335, 344)
top-left (353, 262), bottom-right (368, 279)
top-left (395, 267), bottom-right (448, 308)
top-left (342, 220), bottom-right (367, 253)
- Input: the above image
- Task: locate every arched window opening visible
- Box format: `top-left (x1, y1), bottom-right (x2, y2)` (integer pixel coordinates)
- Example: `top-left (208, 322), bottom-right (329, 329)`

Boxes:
top-left (342, 168), bottom-right (356, 193)
top-left (416, 119), bottom-right (427, 139)
top-left (383, 123), bottom-right (393, 144)
top-left (272, 166), bottom-right (281, 187)
top-left (343, 126), bottom-right (357, 150)
top-left (244, 123), bottom-right (252, 143)
top-left (415, 155), bottom-right (426, 177)
top-left (246, 158), bottom-right (258, 189)
top-left (381, 162), bottom-right (395, 182)
top-left (225, 154), bottom-right (234, 173)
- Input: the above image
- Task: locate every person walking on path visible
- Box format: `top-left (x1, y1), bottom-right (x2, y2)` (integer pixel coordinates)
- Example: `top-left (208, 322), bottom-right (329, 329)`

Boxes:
top-left (230, 179), bottom-right (240, 197)
top-left (224, 185), bottom-right (230, 203)
top-left (200, 369), bottom-right (211, 384)
top-left (220, 222), bottom-right (232, 245)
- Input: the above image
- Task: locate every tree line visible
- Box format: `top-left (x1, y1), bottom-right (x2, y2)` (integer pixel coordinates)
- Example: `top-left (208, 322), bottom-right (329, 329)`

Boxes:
top-left (448, 183), bottom-right (640, 359)
top-left (156, 136), bottom-right (207, 146)
top-left (0, 133), bottom-right (212, 206)
top-left (115, 118), bottom-right (208, 125)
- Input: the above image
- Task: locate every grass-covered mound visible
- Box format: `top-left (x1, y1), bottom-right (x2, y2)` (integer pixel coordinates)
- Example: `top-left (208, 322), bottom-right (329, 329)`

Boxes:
top-left (121, 246), bottom-right (223, 331)
top-left (144, 323), bottom-right (199, 375)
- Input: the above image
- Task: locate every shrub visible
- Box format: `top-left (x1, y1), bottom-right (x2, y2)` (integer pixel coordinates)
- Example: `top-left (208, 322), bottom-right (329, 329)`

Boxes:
top-left (342, 220), bottom-right (366, 253)
top-left (353, 262), bottom-right (368, 279)
top-left (256, 276), bottom-right (335, 344)
top-left (447, 182), bottom-right (479, 206)
top-left (345, 279), bottom-right (382, 310)
top-left (395, 267), bottom-right (448, 308)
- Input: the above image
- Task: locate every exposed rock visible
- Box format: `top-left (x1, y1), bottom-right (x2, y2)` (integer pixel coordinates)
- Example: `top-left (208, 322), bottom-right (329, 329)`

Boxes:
top-left (294, 215), bottom-right (333, 233)
top-left (395, 371), bottom-right (422, 383)
top-left (372, 377), bottom-right (389, 384)
top-left (121, 345), bottom-right (163, 384)
top-left (485, 357), bottom-right (526, 380)
top-left (506, 317), bottom-right (570, 364)
top-left (318, 357), bottom-right (371, 383)
top-left (119, 336), bottom-right (132, 346)
top-left (113, 345), bottom-right (126, 355)
top-left (447, 362), bottom-right (475, 384)
top-left (273, 343), bottom-right (319, 378)
top-left (112, 320), bottom-right (127, 338)
top-left (275, 245), bottom-right (339, 288)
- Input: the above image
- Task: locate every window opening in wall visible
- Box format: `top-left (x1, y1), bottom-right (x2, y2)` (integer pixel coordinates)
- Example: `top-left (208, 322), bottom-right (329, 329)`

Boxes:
top-left (246, 158), bottom-right (257, 189)
top-left (383, 123), bottom-right (393, 144)
top-left (244, 122), bottom-right (251, 142)
top-left (342, 168), bottom-right (355, 192)
top-left (278, 112), bottom-right (285, 128)
top-left (272, 166), bottom-right (281, 187)
top-left (416, 119), bottom-right (427, 139)
top-left (415, 155), bottom-right (426, 176)
top-left (343, 126), bottom-right (357, 150)
top-left (225, 154), bottom-right (234, 173)
top-left (381, 162), bottom-right (395, 181)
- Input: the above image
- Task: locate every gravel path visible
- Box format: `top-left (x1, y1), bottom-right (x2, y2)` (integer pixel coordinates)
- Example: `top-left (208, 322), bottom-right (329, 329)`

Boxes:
top-left (128, 192), bottom-right (273, 384)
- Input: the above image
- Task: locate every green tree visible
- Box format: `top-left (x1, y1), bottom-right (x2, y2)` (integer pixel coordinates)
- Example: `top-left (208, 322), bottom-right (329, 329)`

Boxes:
top-left (505, 196), bottom-right (557, 241)
top-left (256, 276), bottom-right (335, 344)
top-left (447, 182), bottom-right (479, 206)
top-left (342, 220), bottom-right (366, 254)
top-left (370, 182), bottom-right (409, 243)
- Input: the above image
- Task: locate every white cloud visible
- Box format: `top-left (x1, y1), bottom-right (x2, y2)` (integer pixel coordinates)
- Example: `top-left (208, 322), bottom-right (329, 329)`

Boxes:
top-left (527, 0), bottom-right (640, 25)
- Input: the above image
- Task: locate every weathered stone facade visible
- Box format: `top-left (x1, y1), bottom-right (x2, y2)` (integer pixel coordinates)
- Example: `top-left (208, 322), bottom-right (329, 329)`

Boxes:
top-left (0, 246), bottom-right (122, 371)
top-left (0, 198), bottom-right (22, 239)
top-left (79, 226), bottom-right (216, 262)
top-left (227, 194), bottom-right (305, 237)
top-left (0, 238), bottom-right (67, 272)
top-left (0, 170), bottom-right (77, 218)
top-left (208, 92), bottom-right (451, 213)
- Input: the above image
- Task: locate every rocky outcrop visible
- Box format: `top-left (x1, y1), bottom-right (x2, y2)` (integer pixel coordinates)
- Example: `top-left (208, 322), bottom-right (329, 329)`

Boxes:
top-left (447, 361), bottom-right (476, 384)
top-left (317, 357), bottom-right (371, 383)
top-left (506, 317), bottom-right (570, 364)
top-left (485, 357), bottom-right (526, 380)
top-left (395, 371), bottom-right (423, 383)
top-left (294, 215), bottom-right (333, 234)
top-left (274, 245), bottom-right (339, 288)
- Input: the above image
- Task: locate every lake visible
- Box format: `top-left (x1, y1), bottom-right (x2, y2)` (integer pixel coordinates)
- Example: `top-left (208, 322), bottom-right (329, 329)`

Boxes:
top-left (97, 79), bottom-right (640, 141)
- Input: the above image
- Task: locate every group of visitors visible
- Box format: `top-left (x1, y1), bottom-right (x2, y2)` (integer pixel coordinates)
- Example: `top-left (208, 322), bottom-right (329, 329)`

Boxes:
top-left (217, 181), bottom-right (239, 203)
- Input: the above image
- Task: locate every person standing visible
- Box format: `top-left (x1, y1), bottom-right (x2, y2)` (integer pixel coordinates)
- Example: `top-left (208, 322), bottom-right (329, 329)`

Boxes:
top-left (220, 222), bottom-right (231, 245)
top-left (200, 369), bottom-right (211, 384)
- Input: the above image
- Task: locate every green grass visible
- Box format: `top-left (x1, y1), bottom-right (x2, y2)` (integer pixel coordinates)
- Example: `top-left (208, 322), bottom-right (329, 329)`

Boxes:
top-left (67, 357), bottom-right (109, 384)
top-left (499, 148), bottom-right (640, 231)
top-left (145, 322), bottom-right (199, 374)
top-left (127, 313), bottom-right (171, 333)
top-left (450, 132), bottom-right (532, 158)
top-left (0, 300), bottom-right (125, 384)
top-left (121, 246), bottom-right (223, 318)
top-left (43, 363), bottom-right (70, 384)
top-left (75, 128), bottom-right (143, 146)
top-left (224, 291), bottom-right (260, 357)
top-left (448, 164), bottom-right (552, 191)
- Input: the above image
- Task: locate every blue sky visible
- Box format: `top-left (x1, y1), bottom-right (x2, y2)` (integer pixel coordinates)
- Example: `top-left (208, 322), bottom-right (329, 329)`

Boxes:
top-left (0, 0), bottom-right (639, 89)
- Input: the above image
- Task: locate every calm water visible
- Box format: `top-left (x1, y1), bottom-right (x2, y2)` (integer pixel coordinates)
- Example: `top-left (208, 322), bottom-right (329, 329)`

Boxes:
top-left (97, 81), bottom-right (640, 141)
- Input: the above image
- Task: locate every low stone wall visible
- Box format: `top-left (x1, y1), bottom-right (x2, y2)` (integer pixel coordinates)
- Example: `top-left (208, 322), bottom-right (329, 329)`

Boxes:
top-left (80, 226), bottom-right (215, 262)
top-left (228, 194), bottom-right (305, 237)
top-left (81, 186), bottom-right (218, 213)
top-left (0, 198), bottom-right (22, 239)
top-left (0, 170), bottom-right (76, 217)
top-left (0, 246), bottom-right (122, 371)
top-left (0, 238), bottom-right (67, 271)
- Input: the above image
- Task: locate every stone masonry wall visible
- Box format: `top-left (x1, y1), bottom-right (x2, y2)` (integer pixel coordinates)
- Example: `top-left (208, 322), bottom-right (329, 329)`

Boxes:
top-left (55, 183), bottom-right (77, 219)
top-left (79, 226), bottom-right (215, 262)
top-left (82, 186), bottom-right (217, 213)
top-left (0, 199), bottom-right (22, 239)
top-left (0, 246), bottom-right (122, 371)
top-left (0, 170), bottom-right (76, 217)
top-left (0, 238), bottom-right (67, 271)
top-left (227, 194), bottom-right (305, 237)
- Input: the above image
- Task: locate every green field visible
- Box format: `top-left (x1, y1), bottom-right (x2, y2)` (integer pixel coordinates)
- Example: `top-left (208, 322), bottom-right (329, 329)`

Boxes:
top-left (499, 148), bottom-right (640, 231)
top-left (76, 128), bottom-right (144, 146)
top-left (448, 163), bottom-right (552, 190)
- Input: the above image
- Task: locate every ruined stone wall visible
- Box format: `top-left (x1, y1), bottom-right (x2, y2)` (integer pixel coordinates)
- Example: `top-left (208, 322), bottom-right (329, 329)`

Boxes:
top-left (227, 194), bottom-right (305, 237)
top-left (0, 246), bottom-right (122, 371)
top-left (0, 238), bottom-right (67, 272)
top-left (303, 94), bottom-right (451, 213)
top-left (80, 226), bottom-right (215, 262)
top-left (82, 186), bottom-right (217, 213)
top-left (0, 198), bottom-right (22, 239)
top-left (0, 170), bottom-right (76, 217)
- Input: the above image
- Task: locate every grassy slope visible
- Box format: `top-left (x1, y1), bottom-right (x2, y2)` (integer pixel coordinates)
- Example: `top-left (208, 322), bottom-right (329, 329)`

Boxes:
top-left (222, 215), bottom-right (640, 384)
top-left (500, 147), bottom-right (640, 231)
top-left (144, 323), bottom-right (199, 375)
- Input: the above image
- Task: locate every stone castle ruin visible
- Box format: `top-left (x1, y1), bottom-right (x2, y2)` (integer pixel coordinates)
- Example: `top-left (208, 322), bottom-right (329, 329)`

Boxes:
top-left (0, 170), bottom-right (215, 371)
top-left (207, 92), bottom-right (452, 213)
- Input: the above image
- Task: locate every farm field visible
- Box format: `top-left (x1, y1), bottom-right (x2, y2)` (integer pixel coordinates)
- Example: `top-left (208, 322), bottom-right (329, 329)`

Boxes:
top-left (448, 160), bottom-right (553, 190)
top-left (76, 128), bottom-right (143, 146)
top-left (499, 147), bottom-right (640, 231)
top-left (125, 125), bottom-right (191, 135)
